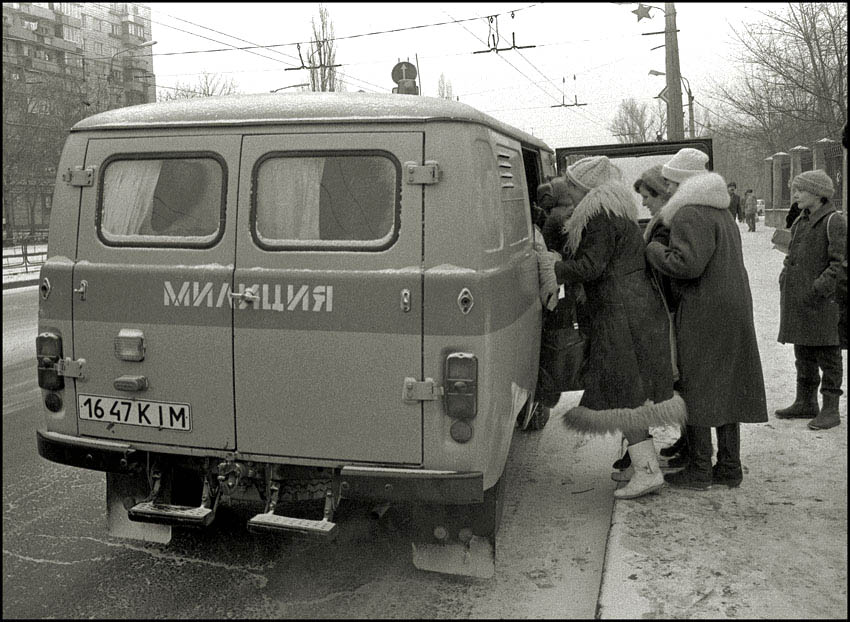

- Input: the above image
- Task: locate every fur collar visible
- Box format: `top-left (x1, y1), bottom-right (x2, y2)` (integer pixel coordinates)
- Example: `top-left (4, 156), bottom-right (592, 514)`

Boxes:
top-left (562, 181), bottom-right (638, 254)
top-left (659, 172), bottom-right (730, 227)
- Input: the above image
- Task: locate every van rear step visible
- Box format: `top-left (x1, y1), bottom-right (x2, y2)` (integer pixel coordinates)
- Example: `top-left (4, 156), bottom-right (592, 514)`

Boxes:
top-left (247, 513), bottom-right (337, 538)
top-left (128, 502), bottom-right (215, 527)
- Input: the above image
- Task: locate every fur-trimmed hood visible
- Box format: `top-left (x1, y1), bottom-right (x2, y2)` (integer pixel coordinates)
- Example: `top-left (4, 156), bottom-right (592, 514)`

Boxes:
top-left (659, 172), bottom-right (730, 227)
top-left (562, 180), bottom-right (638, 254)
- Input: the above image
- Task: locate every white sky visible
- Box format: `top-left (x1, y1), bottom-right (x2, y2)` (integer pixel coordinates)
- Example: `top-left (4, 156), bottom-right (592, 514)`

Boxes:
top-left (147, 2), bottom-right (787, 148)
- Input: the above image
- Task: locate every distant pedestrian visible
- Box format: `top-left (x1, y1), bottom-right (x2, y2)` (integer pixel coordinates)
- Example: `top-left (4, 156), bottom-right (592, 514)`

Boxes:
top-left (743, 189), bottom-right (758, 232)
top-left (776, 169), bottom-right (847, 430)
top-left (727, 182), bottom-right (743, 222)
top-left (646, 148), bottom-right (768, 490)
top-left (550, 155), bottom-right (685, 500)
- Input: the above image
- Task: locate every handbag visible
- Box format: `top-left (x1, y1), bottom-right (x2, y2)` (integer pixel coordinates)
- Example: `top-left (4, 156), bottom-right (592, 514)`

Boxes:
top-left (537, 301), bottom-right (587, 395)
top-left (827, 213), bottom-right (847, 349)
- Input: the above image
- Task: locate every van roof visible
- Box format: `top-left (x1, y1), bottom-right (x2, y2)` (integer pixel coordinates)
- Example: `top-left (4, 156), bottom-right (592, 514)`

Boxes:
top-left (72, 92), bottom-right (552, 152)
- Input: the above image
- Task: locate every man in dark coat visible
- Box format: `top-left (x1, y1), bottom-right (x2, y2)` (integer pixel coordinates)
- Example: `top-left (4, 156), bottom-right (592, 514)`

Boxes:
top-left (776, 169), bottom-right (846, 430)
top-left (727, 182), bottom-right (742, 222)
top-left (546, 155), bottom-right (686, 500)
top-left (646, 148), bottom-right (768, 490)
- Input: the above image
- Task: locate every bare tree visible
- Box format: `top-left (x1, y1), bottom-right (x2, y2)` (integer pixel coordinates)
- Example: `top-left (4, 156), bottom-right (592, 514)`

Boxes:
top-left (437, 73), bottom-right (453, 100)
top-left (308, 5), bottom-right (344, 92)
top-left (2, 71), bottom-right (108, 239)
top-left (609, 98), bottom-right (660, 143)
top-left (710, 2), bottom-right (847, 153)
top-left (158, 71), bottom-right (239, 101)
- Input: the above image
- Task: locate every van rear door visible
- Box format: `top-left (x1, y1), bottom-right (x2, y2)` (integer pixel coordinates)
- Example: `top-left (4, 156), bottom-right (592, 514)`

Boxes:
top-left (73, 135), bottom-right (240, 449)
top-left (556, 138), bottom-right (713, 221)
top-left (234, 131), bottom-right (424, 464)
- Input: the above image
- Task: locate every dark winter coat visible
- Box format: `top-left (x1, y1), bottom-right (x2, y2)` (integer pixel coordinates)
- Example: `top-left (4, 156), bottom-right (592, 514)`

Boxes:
top-left (778, 201), bottom-right (847, 346)
top-left (728, 192), bottom-right (742, 221)
top-left (645, 172), bottom-right (767, 427)
top-left (644, 213), bottom-right (678, 311)
top-left (554, 181), bottom-right (686, 435)
top-left (542, 205), bottom-right (571, 255)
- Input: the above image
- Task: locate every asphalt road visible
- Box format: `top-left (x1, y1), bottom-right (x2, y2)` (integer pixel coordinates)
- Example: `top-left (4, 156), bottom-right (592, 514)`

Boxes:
top-left (3, 285), bottom-right (620, 619)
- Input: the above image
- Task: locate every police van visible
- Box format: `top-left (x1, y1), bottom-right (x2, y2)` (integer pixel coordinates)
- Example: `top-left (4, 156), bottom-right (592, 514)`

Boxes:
top-left (35, 92), bottom-right (557, 577)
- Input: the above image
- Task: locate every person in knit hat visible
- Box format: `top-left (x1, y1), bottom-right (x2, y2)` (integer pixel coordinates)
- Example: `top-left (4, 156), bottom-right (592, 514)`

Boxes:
top-left (539, 155), bottom-right (686, 500)
top-left (776, 169), bottom-right (846, 430)
top-left (646, 148), bottom-right (768, 490)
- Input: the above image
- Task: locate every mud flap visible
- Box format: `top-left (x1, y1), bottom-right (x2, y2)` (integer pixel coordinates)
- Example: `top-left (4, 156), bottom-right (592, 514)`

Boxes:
top-left (106, 472), bottom-right (171, 545)
top-left (411, 536), bottom-right (495, 579)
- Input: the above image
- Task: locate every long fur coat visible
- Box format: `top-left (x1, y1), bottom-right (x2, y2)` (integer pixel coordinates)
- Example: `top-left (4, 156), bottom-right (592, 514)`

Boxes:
top-left (555, 181), bottom-right (686, 435)
top-left (645, 173), bottom-right (768, 426)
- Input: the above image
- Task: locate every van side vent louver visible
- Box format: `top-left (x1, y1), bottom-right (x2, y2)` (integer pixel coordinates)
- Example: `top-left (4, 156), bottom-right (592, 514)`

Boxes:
top-left (497, 153), bottom-right (514, 188)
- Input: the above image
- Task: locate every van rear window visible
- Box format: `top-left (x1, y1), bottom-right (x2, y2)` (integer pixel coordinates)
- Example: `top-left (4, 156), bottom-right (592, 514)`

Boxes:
top-left (99, 156), bottom-right (224, 246)
top-left (253, 153), bottom-right (399, 251)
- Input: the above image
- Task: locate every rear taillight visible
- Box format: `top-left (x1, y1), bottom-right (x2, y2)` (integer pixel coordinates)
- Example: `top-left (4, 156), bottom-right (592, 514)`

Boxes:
top-left (36, 332), bottom-right (64, 390)
top-left (444, 353), bottom-right (477, 443)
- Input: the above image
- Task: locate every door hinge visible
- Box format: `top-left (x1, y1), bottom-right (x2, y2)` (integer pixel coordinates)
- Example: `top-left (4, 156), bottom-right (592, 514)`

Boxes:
top-left (403, 378), bottom-right (444, 402)
top-left (404, 161), bottom-right (442, 185)
top-left (55, 358), bottom-right (86, 379)
top-left (61, 166), bottom-right (95, 187)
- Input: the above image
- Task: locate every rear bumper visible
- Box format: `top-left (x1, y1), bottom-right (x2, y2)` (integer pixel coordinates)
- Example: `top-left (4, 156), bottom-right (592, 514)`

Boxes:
top-left (36, 429), bottom-right (484, 504)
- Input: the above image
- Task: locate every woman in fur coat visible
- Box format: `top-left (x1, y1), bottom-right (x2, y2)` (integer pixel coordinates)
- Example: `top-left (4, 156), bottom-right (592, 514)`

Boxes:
top-left (645, 148), bottom-right (768, 490)
top-left (547, 155), bottom-right (687, 500)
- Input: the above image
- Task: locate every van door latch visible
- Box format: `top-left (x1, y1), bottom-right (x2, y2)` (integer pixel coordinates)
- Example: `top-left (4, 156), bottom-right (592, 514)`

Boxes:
top-left (61, 166), bottom-right (95, 187)
top-left (55, 358), bottom-right (85, 379)
top-left (404, 161), bottom-right (441, 185)
top-left (403, 378), bottom-right (443, 402)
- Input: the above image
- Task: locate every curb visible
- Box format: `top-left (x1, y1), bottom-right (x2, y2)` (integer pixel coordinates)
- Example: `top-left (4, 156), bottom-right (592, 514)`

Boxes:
top-left (3, 278), bottom-right (40, 291)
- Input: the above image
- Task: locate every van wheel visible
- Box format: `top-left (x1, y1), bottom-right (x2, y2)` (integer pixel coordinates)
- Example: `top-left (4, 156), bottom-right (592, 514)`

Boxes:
top-left (525, 400), bottom-right (550, 431)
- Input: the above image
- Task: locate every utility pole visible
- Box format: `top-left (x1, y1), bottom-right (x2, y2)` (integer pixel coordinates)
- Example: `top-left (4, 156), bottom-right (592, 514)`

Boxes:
top-left (664, 3), bottom-right (684, 140)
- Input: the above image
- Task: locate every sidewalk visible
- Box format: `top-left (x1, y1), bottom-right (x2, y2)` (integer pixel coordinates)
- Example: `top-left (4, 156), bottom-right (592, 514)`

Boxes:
top-left (598, 221), bottom-right (848, 619)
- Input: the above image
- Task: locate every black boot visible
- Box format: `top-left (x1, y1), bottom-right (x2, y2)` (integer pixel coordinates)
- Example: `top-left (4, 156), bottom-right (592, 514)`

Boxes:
top-left (808, 393), bottom-right (841, 430)
top-left (775, 382), bottom-right (819, 419)
top-left (712, 423), bottom-right (742, 487)
top-left (665, 425), bottom-right (712, 490)
top-left (660, 433), bottom-right (687, 458)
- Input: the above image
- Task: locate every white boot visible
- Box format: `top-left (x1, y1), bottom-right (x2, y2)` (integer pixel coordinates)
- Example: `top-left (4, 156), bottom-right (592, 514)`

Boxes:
top-left (613, 439), bottom-right (664, 499)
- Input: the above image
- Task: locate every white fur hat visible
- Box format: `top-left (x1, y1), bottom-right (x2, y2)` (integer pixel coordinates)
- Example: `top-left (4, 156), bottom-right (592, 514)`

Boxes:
top-left (662, 148), bottom-right (709, 183)
top-left (565, 155), bottom-right (621, 191)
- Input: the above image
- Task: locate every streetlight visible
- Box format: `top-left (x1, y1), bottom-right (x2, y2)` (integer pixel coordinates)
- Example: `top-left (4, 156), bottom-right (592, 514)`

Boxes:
top-left (108, 40), bottom-right (156, 104)
top-left (270, 83), bottom-right (310, 93)
top-left (649, 69), bottom-right (694, 138)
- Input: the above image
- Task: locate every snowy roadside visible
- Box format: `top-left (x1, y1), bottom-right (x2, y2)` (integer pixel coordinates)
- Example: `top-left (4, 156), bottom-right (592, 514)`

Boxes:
top-left (598, 221), bottom-right (848, 619)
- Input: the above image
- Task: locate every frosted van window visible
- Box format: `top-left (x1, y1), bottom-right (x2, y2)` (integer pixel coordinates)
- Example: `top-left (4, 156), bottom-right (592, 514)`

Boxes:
top-left (254, 154), bottom-right (398, 250)
top-left (100, 157), bottom-right (223, 245)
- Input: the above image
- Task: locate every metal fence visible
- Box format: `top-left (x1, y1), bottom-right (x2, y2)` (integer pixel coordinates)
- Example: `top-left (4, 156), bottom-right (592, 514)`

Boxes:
top-left (764, 137), bottom-right (846, 228)
top-left (2, 237), bottom-right (47, 274)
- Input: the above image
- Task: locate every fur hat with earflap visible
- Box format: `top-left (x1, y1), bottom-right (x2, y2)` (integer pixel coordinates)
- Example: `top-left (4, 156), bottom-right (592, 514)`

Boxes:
top-left (562, 155), bottom-right (638, 255)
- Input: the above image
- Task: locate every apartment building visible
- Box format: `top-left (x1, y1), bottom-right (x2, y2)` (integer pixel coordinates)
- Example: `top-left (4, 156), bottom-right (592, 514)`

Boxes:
top-left (2, 2), bottom-right (156, 241)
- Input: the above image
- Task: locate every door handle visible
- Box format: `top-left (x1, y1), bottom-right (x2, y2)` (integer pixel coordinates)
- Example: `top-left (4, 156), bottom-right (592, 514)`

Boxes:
top-left (228, 287), bottom-right (259, 305)
top-left (73, 279), bottom-right (88, 301)
top-left (401, 288), bottom-right (411, 313)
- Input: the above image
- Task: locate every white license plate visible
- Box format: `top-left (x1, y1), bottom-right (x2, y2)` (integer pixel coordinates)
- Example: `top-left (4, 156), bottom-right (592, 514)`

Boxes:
top-left (78, 395), bottom-right (191, 431)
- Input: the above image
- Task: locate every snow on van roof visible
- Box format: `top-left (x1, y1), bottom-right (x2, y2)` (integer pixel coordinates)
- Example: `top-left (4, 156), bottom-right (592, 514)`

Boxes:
top-left (72, 91), bottom-right (552, 151)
